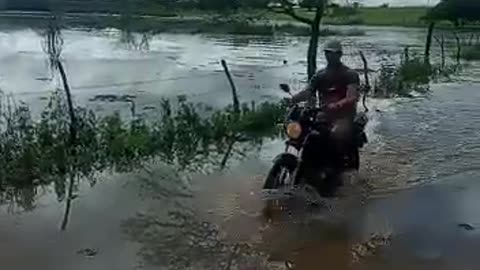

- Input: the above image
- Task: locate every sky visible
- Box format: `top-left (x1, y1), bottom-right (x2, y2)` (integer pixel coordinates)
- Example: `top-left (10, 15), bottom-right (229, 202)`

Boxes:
top-left (337, 0), bottom-right (441, 6)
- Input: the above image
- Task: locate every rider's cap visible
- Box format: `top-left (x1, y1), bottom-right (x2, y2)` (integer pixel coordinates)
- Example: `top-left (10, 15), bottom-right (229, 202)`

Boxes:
top-left (324, 40), bottom-right (343, 53)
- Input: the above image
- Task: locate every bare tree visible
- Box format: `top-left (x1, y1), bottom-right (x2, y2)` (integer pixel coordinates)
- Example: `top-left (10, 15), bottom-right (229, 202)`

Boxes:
top-left (43, 18), bottom-right (76, 150)
top-left (42, 16), bottom-right (78, 231)
top-left (270, 0), bottom-right (327, 79)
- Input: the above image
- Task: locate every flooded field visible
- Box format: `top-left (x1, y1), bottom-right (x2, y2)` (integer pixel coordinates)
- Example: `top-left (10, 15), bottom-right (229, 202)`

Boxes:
top-left (1, 22), bottom-right (480, 270)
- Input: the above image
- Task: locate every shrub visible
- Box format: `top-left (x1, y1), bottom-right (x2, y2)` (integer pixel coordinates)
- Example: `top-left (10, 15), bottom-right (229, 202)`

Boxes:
top-left (461, 44), bottom-right (480, 61)
top-left (0, 90), bottom-right (286, 203)
top-left (374, 53), bottom-right (433, 97)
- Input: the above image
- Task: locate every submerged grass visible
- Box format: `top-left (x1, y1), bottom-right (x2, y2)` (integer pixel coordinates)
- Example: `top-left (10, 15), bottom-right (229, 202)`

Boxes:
top-left (0, 90), bottom-right (285, 205)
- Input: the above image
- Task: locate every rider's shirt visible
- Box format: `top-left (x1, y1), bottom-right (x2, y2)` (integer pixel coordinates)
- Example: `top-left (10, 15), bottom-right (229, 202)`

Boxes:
top-left (308, 64), bottom-right (360, 118)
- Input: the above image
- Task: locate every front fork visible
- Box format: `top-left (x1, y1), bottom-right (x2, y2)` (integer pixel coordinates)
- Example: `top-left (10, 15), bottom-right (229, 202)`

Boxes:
top-left (285, 138), bottom-right (315, 187)
top-left (292, 131), bottom-right (332, 187)
top-left (283, 141), bottom-right (303, 187)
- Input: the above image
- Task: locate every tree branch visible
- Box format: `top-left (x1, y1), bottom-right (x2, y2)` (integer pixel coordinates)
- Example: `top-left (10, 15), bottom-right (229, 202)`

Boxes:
top-left (359, 50), bottom-right (370, 112)
top-left (284, 8), bottom-right (313, 25)
top-left (269, 0), bottom-right (313, 25)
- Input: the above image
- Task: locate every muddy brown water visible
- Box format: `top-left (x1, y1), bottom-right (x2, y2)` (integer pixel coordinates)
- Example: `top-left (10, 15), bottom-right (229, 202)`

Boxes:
top-left (1, 24), bottom-right (480, 269)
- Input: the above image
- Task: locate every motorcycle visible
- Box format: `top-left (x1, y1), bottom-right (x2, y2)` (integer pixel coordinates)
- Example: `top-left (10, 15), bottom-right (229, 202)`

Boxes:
top-left (263, 84), bottom-right (369, 196)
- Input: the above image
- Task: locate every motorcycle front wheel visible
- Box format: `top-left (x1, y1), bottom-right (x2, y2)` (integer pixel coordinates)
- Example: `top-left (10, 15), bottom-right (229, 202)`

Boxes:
top-left (263, 154), bottom-right (297, 189)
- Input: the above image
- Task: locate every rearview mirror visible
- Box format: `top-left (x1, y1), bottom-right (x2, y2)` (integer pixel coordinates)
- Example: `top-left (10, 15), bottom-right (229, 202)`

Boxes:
top-left (279, 83), bottom-right (291, 94)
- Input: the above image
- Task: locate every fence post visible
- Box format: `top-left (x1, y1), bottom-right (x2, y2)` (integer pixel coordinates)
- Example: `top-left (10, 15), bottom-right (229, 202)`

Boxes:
top-left (221, 59), bottom-right (240, 114)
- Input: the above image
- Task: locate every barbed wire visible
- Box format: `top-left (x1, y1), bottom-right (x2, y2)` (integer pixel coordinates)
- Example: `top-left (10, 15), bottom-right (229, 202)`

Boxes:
top-left (11, 62), bottom-right (297, 95)
top-left (74, 73), bottom-right (224, 90)
top-left (71, 62), bottom-right (299, 90)
top-left (14, 58), bottom-right (375, 96)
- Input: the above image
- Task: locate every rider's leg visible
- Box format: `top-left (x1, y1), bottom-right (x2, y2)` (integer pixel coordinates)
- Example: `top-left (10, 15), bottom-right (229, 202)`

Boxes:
top-left (328, 117), bottom-right (355, 189)
top-left (300, 131), bottom-right (329, 186)
top-left (330, 117), bottom-right (354, 157)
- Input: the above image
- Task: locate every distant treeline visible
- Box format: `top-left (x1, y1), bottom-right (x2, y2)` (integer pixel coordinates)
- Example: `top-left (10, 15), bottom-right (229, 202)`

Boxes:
top-left (0, 0), bottom-right (155, 13)
top-left (0, 0), bottom-right (270, 13)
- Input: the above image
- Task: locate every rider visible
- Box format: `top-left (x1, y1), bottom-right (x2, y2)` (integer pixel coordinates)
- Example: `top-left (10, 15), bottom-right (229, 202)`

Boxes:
top-left (287, 40), bottom-right (360, 166)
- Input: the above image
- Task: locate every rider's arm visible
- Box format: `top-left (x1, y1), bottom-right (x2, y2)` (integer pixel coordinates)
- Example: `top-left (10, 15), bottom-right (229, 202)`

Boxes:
top-left (291, 72), bottom-right (321, 104)
top-left (335, 71), bottom-right (360, 109)
top-left (291, 89), bottom-right (313, 104)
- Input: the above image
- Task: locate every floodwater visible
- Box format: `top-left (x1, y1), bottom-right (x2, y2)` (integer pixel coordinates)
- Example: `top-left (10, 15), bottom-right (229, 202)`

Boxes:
top-left (1, 22), bottom-right (480, 270)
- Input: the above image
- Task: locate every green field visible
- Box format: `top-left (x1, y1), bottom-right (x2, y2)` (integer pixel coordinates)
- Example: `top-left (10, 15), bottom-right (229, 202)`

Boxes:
top-left (338, 7), bottom-right (429, 27)
top-left (266, 7), bottom-right (431, 27)
top-left (1, 6), bottom-right (473, 31)
top-left (176, 6), bottom-right (469, 28)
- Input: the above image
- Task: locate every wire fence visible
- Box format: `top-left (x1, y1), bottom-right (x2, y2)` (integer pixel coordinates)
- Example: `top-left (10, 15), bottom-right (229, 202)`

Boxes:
top-left (12, 56), bottom-right (376, 98)
top-left (8, 61), bottom-right (300, 97)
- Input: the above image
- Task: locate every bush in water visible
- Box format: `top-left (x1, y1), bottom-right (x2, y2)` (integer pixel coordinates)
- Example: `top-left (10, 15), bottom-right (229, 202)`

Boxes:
top-left (0, 90), bottom-right (285, 204)
top-left (373, 53), bottom-right (433, 97)
top-left (461, 44), bottom-right (480, 61)
top-left (398, 56), bottom-right (432, 85)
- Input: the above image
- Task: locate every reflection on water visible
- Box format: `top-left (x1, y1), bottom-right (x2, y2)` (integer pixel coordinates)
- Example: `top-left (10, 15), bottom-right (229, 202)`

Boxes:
top-left (0, 185), bottom-right (39, 213)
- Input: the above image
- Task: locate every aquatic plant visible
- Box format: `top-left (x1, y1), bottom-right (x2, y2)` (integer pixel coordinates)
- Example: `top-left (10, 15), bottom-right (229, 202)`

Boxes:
top-left (0, 90), bottom-right (285, 207)
top-left (373, 49), bottom-right (436, 97)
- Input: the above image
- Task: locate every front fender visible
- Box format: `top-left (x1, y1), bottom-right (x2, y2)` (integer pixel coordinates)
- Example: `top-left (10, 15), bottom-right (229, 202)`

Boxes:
top-left (273, 153), bottom-right (298, 169)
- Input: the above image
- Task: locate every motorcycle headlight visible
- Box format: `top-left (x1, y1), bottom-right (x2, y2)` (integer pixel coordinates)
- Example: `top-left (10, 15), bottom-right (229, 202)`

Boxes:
top-left (286, 122), bottom-right (302, 139)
